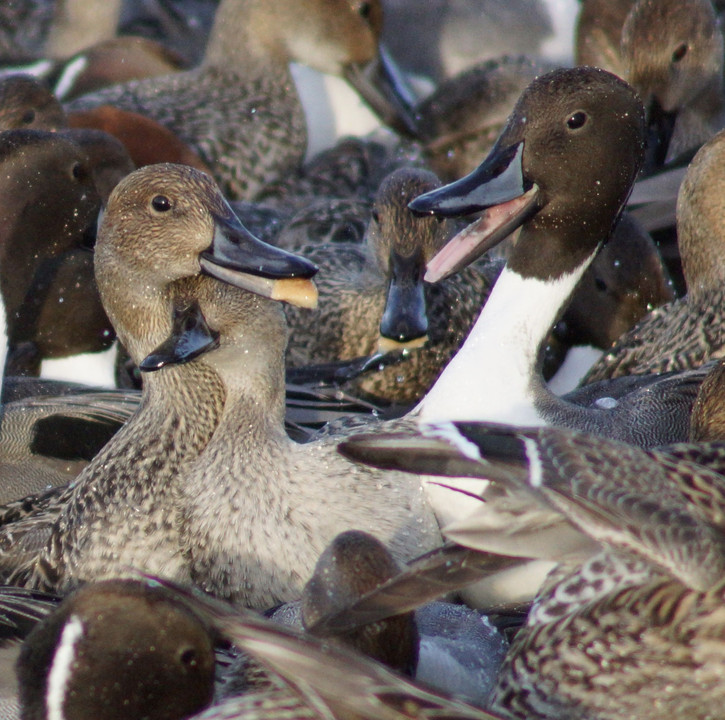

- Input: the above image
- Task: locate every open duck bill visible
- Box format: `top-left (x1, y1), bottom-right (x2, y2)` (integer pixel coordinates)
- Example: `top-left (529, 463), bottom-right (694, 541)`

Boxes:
top-left (344, 43), bottom-right (420, 139)
top-left (408, 142), bottom-right (540, 282)
top-left (378, 249), bottom-right (428, 353)
top-left (200, 203), bottom-right (319, 309)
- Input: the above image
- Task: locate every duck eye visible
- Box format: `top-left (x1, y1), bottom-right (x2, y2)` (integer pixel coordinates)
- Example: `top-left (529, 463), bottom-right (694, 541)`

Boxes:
top-left (21, 109), bottom-right (35, 124)
top-left (357, 1), bottom-right (371, 19)
top-left (151, 195), bottom-right (172, 212)
top-left (179, 647), bottom-right (197, 666)
top-left (371, 208), bottom-right (380, 224)
top-left (672, 43), bottom-right (688, 62)
top-left (71, 162), bottom-right (85, 180)
top-left (566, 111), bottom-right (587, 130)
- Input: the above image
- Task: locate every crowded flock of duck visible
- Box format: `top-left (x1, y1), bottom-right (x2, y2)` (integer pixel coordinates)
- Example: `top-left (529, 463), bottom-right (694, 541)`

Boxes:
top-left (1, 0), bottom-right (725, 718)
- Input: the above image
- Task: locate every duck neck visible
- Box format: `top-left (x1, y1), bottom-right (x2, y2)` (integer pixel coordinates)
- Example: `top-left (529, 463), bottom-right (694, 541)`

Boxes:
top-left (202, 0), bottom-right (288, 76)
top-left (419, 246), bottom-right (598, 424)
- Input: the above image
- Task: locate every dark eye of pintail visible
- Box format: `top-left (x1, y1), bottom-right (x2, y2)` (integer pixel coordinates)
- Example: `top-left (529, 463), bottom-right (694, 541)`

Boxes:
top-left (566, 111), bottom-right (588, 130)
top-left (371, 208), bottom-right (380, 224)
top-left (70, 162), bottom-right (86, 181)
top-left (672, 43), bottom-right (689, 62)
top-left (21, 109), bottom-right (35, 125)
top-left (151, 195), bottom-right (172, 212)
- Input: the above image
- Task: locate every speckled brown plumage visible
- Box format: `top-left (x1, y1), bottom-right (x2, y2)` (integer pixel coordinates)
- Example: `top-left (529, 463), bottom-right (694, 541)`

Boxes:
top-left (584, 127), bottom-right (725, 383)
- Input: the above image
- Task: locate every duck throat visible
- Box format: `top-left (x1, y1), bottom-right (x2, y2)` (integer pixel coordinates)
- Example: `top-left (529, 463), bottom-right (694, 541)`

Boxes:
top-left (419, 259), bottom-right (594, 425)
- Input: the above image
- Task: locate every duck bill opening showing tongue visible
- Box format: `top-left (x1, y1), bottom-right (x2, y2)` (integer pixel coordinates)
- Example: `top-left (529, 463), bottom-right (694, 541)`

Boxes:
top-left (200, 201), bottom-right (319, 309)
top-left (408, 141), bottom-right (539, 282)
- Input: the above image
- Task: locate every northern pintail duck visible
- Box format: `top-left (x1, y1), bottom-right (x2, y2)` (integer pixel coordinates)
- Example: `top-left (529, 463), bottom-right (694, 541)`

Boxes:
top-left (0, 163), bottom-right (319, 592)
top-left (66, 0), bottom-right (418, 200)
top-left (293, 529), bottom-right (507, 705)
top-left (408, 66), bottom-right (700, 446)
top-left (12, 574), bottom-right (503, 720)
top-left (16, 579), bottom-right (216, 720)
top-left (345, 423), bottom-right (725, 718)
top-left (584, 126), bottom-right (725, 383)
top-left (622, 0), bottom-right (725, 170)
top-left (0, 129), bottom-right (114, 380)
top-left (339, 419), bottom-right (725, 718)
top-left (280, 166), bottom-right (498, 405)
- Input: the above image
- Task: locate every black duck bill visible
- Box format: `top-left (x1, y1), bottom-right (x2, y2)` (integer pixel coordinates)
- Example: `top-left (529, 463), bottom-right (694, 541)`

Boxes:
top-left (140, 300), bottom-right (220, 372)
top-left (344, 43), bottom-right (420, 138)
top-left (378, 247), bottom-right (428, 352)
top-left (408, 141), bottom-right (539, 282)
top-left (200, 200), bottom-right (319, 309)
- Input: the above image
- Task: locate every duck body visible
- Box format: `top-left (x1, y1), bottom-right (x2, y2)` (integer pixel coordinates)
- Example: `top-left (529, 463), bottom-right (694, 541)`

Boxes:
top-left (0, 163), bottom-right (320, 593)
top-left (67, 65), bottom-right (306, 201)
top-left (406, 67), bottom-right (696, 447)
top-left (339, 419), bottom-right (725, 719)
top-left (179, 291), bottom-right (441, 609)
top-left (279, 166), bottom-right (498, 405)
top-left (584, 126), bottom-right (725, 383)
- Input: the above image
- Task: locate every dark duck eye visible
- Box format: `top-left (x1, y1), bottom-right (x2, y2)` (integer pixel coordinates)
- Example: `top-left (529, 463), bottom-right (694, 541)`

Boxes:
top-left (151, 195), bottom-right (172, 212)
top-left (567, 111), bottom-right (588, 130)
top-left (672, 43), bottom-right (688, 62)
top-left (21, 109), bottom-right (35, 124)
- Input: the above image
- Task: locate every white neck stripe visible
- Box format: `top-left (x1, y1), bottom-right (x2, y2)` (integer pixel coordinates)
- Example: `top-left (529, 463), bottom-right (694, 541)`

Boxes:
top-left (46, 614), bottom-right (84, 720)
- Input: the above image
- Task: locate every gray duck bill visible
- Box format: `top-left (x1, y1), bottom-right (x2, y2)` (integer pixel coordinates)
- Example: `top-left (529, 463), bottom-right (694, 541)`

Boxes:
top-left (200, 202), bottom-right (319, 308)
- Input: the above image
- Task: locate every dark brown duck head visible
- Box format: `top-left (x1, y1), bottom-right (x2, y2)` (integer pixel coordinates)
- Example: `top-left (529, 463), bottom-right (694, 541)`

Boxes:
top-left (0, 129), bottom-right (111, 377)
top-left (409, 66), bottom-right (646, 284)
top-left (16, 579), bottom-right (216, 720)
top-left (0, 73), bottom-right (67, 131)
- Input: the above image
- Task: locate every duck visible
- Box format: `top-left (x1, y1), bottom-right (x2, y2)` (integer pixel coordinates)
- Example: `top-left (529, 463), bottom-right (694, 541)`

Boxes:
top-left (338, 419), bottom-right (725, 720)
top-left (0, 163), bottom-right (319, 593)
top-left (11, 573), bottom-right (502, 720)
top-left (407, 66), bottom-right (701, 448)
top-left (0, 128), bottom-right (114, 381)
top-left (295, 529), bottom-right (507, 706)
top-left (622, 0), bottom-right (725, 171)
top-left (280, 166), bottom-right (498, 405)
top-left (65, 0), bottom-right (419, 201)
top-left (583, 126), bottom-right (725, 383)
top-left (0, 72), bottom-right (211, 174)
top-left (15, 578), bottom-right (216, 720)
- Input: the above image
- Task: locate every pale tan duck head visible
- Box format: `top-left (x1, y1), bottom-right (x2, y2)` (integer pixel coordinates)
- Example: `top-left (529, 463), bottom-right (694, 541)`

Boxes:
top-left (622, 0), bottom-right (724, 167)
top-left (203, 0), bottom-right (416, 135)
top-left (95, 164), bottom-right (318, 367)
